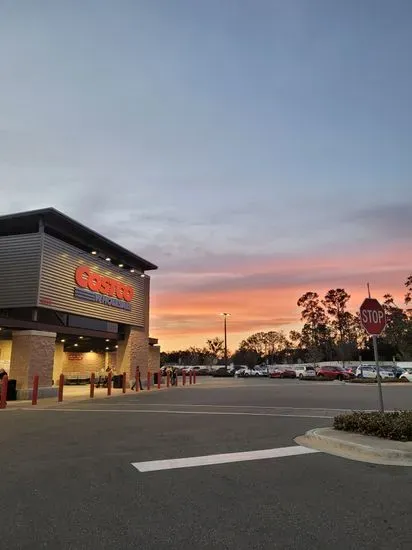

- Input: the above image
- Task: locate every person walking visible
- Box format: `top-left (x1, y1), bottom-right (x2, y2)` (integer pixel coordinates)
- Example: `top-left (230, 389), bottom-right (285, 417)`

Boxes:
top-left (131, 367), bottom-right (143, 390)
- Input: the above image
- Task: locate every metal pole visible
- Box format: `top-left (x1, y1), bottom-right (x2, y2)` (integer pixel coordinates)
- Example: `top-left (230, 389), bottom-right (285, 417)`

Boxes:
top-left (224, 315), bottom-right (228, 369)
top-left (373, 335), bottom-right (384, 413)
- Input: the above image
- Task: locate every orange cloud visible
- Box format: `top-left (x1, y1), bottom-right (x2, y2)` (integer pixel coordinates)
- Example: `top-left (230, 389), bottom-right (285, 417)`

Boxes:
top-left (150, 242), bottom-right (411, 350)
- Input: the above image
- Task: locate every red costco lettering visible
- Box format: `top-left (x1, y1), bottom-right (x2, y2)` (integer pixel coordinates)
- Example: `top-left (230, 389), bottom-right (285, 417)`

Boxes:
top-left (74, 266), bottom-right (134, 302)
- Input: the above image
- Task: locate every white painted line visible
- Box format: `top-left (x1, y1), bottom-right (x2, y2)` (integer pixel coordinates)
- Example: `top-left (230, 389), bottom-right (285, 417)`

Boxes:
top-left (104, 403), bottom-right (352, 412)
top-left (19, 408), bottom-right (334, 418)
top-left (132, 445), bottom-right (320, 472)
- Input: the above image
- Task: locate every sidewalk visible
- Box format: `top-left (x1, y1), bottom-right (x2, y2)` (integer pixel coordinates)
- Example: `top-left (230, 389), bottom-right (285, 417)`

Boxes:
top-left (1, 377), bottom-right (212, 410)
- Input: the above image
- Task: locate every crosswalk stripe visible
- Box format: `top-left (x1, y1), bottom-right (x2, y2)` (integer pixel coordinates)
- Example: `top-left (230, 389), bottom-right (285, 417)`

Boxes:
top-left (132, 445), bottom-right (319, 472)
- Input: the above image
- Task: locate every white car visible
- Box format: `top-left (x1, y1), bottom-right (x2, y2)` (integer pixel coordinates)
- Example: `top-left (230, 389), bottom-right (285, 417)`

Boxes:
top-left (356, 366), bottom-right (395, 380)
top-left (294, 365), bottom-right (316, 379)
top-left (236, 367), bottom-right (260, 377)
top-left (399, 368), bottom-right (412, 382)
top-left (254, 366), bottom-right (268, 377)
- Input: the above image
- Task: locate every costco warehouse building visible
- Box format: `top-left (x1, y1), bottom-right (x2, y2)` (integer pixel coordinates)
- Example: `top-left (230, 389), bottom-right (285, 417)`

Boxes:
top-left (0, 208), bottom-right (159, 399)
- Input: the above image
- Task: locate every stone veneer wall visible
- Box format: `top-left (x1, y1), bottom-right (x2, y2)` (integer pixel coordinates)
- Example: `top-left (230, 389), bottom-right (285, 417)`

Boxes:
top-left (148, 345), bottom-right (161, 373)
top-left (117, 326), bottom-right (149, 383)
top-left (0, 339), bottom-right (12, 372)
top-left (9, 330), bottom-right (56, 390)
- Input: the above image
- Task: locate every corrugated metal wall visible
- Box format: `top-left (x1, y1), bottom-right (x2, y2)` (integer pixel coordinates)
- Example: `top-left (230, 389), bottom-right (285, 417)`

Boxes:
top-left (38, 234), bottom-right (146, 326)
top-left (0, 233), bottom-right (41, 308)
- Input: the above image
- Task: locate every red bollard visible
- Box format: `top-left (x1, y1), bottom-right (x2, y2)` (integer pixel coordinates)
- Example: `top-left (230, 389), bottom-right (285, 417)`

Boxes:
top-left (32, 375), bottom-right (39, 406)
top-left (193, 371), bottom-right (197, 384)
top-left (157, 370), bottom-right (161, 389)
top-left (58, 374), bottom-right (64, 402)
top-left (176, 373), bottom-right (178, 386)
top-left (167, 371), bottom-right (170, 388)
top-left (183, 371), bottom-right (186, 386)
top-left (122, 372), bottom-right (127, 393)
top-left (107, 372), bottom-right (112, 396)
top-left (189, 371), bottom-right (193, 385)
top-left (135, 368), bottom-right (140, 392)
top-left (0, 375), bottom-right (8, 409)
top-left (147, 371), bottom-right (151, 391)
top-left (90, 373), bottom-right (95, 398)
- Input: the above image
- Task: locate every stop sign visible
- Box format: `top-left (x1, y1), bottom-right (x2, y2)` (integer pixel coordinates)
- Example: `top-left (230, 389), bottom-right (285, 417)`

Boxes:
top-left (360, 298), bottom-right (386, 336)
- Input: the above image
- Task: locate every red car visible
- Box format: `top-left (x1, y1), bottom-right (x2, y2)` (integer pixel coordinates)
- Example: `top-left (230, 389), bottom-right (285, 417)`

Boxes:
top-left (270, 367), bottom-right (296, 379)
top-left (317, 365), bottom-right (351, 381)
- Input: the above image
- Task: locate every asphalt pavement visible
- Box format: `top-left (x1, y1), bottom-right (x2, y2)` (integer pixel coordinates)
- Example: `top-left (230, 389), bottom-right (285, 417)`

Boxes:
top-left (2, 378), bottom-right (412, 549)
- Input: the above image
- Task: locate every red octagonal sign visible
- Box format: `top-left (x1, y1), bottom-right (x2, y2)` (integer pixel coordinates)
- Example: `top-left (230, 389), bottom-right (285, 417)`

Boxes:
top-left (360, 298), bottom-right (387, 336)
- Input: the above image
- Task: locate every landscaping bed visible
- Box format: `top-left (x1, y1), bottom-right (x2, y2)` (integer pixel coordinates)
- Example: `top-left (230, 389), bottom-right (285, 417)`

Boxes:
top-left (334, 411), bottom-right (412, 441)
top-left (347, 378), bottom-right (406, 384)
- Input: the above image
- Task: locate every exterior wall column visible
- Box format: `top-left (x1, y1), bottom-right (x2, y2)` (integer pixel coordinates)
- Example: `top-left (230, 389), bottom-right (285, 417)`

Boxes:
top-left (117, 327), bottom-right (149, 385)
top-left (9, 330), bottom-right (57, 399)
top-left (148, 345), bottom-right (161, 373)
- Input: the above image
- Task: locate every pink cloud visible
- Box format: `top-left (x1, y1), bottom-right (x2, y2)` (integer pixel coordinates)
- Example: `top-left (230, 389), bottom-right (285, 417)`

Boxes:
top-left (151, 242), bottom-right (412, 350)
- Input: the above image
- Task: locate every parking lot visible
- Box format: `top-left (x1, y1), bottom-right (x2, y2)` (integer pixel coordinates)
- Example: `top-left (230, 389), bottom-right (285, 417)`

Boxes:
top-left (2, 378), bottom-right (412, 549)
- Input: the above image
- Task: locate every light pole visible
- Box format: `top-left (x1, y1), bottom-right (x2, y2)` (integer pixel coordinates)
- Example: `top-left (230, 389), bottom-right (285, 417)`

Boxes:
top-left (220, 313), bottom-right (231, 369)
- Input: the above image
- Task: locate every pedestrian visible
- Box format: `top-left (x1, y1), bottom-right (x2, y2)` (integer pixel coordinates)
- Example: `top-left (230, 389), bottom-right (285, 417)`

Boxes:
top-left (0, 368), bottom-right (7, 381)
top-left (131, 367), bottom-right (143, 390)
top-left (171, 367), bottom-right (177, 386)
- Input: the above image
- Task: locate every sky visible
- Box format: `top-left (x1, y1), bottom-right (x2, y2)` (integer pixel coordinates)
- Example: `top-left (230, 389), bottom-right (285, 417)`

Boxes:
top-left (0, 1), bottom-right (411, 351)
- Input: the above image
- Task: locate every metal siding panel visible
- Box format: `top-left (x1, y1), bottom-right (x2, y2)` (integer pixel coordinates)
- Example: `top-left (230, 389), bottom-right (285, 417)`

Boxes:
top-left (0, 233), bottom-right (41, 308)
top-left (39, 234), bottom-right (146, 326)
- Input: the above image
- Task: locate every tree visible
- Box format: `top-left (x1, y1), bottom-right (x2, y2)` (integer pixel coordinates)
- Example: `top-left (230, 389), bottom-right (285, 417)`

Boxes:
top-left (265, 331), bottom-right (290, 363)
top-left (323, 289), bottom-right (350, 342)
top-left (382, 294), bottom-right (412, 360)
top-left (206, 337), bottom-right (225, 359)
top-left (231, 348), bottom-right (260, 368)
top-left (405, 275), bottom-right (412, 314)
top-left (297, 292), bottom-right (328, 348)
top-left (297, 292), bottom-right (331, 361)
top-left (322, 289), bottom-right (360, 363)
top-left (239, 332), bottom-right (268, 356)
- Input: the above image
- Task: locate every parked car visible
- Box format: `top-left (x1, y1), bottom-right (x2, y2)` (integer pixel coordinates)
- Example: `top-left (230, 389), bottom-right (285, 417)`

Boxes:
top-left (294, 365), bottom-right (316, 380)
top-left (254, 366), bottom-right (269, 377)
top-left (390, 366), bottom-right (405, 378)
top-left (399, 368), bottom-right (412, 382)
top-left (190, 366), bottom-right (210, 375)
top-left (317, 365), bottom-right (351, 381)
top-left (212, 367), bottom-right (234, 377)
top-left (355, 365), bottom-right (376, 379)
top-left (238, 367), bottom-right (260, 377)
top-left (344, 366), bottom-right (357, 376)
top-left (355, 366), bottom-right (395, 380)
top-left (269, 366), bottom-right (296, 379)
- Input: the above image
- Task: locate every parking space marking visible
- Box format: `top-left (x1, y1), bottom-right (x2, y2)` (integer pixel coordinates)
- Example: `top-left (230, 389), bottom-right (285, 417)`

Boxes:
top-left (132, 445), bottom-right (320, 472)
top-left (20, 407), bottom-right (334, 418)
top-left (96, 403), bottom-right (352, 412)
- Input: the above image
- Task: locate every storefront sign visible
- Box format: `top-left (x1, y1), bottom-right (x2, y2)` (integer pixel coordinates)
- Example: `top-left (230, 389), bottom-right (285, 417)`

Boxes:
top-left (74, 265), bottom-right (133, 311)
top-left (68, 353), bottom-right (84, 361)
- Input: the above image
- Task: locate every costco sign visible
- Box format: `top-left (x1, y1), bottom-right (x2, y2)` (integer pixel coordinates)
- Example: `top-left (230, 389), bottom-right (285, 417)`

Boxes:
top-left (74, 265), bottom-right (134, 311)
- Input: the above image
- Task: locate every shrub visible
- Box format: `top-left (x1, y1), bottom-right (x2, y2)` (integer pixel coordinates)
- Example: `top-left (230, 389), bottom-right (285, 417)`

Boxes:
top-left (334, 411), bottom-right (412, 441)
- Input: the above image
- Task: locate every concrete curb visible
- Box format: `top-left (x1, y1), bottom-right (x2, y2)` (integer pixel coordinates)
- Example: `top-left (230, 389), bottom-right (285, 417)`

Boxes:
top-left (295, 427), bottom-right (412, 466)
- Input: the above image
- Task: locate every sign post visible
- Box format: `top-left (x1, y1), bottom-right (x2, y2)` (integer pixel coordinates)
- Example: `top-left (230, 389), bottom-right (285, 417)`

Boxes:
top-left (359, 295), bottom-right (387, 412)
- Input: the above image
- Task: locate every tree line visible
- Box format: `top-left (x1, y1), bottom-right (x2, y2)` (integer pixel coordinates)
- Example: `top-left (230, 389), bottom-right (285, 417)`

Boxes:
top-left (161, 275), bottom-right (412, 367)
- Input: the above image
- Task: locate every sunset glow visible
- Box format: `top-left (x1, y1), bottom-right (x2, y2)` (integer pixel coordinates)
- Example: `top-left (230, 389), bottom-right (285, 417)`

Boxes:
top-left (151, 243), bottom-right (411, 350)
